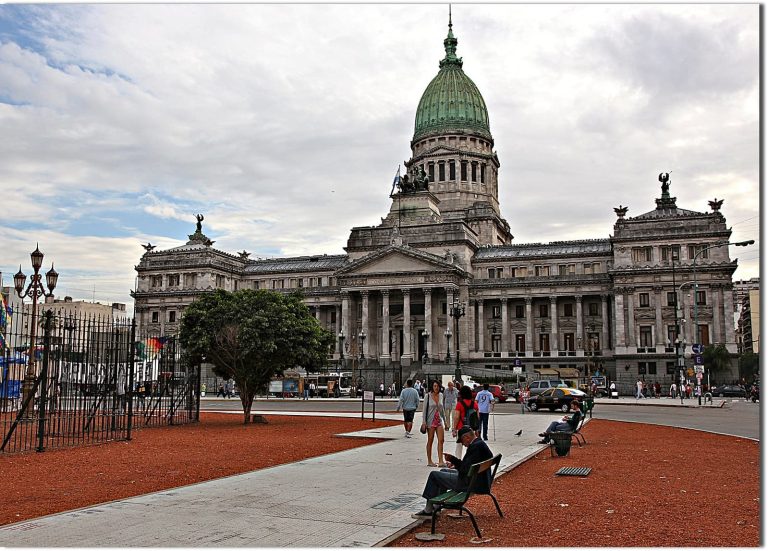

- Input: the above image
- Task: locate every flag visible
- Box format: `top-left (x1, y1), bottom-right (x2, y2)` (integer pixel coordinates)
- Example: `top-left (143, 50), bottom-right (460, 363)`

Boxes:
top-left (0, 291), bottom-right (11, 329)
top-left (136, 336), bottom-right (169, 361)
top-left (390, 166), bottom-right (401, 197)
top-left (0, 333), bottom-right (5, 351)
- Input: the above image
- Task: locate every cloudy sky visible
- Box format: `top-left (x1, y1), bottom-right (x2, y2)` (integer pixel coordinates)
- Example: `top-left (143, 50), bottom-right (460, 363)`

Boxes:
top-left (0, 4), bottom-right (760, 308)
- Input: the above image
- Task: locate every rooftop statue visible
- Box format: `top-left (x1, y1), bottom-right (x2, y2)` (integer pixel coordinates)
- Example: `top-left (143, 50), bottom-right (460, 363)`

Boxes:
top-left (141, 242), bottom-right (156, 252)
top-left (708, 198), bottom-right (724, 212)
top-left (613, 205), bottom-right (628, 219)
top-left (195, 213), bottom-right (204, 233)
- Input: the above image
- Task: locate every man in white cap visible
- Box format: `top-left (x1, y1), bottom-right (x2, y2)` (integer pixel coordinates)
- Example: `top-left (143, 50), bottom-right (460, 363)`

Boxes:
top-left (412, 426), bottom-right (494, 518)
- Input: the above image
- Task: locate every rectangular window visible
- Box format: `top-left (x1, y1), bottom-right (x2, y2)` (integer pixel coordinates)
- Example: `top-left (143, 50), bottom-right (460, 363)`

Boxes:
top-left (564, 333), bottom-right (575, 351)
top-left (461, 161), bottom-right (468, 181)
top-left (591, 262), bottom-right (601, 274)
top-left (167, 274), bottom-right (180, 287)
top-left (696, 290), bottom-right (707, 306)
top-left (583, 263), bottom-right (593, 275)
top-left (513, 266), bottom-right (527, 277)
top-left (150, 275), bottom-right (162, 288)
top-left (487, 268), bottom-right (496, 279)
top-left (667, 292), bottom-right (677, 307)
top-left (639, 326), bottom-right (653, 347)
top-left (698, 325), bottom-right (710, 346)
top-left (539, 333), bottom-right (550, 352)
top-left (688, 244), bottom-right (709, 260)
top-left (253, 280), bottom-right (260, 290)
top-left (441, 302), bottom-right (447, 315)
top-left (234, 281), bottom-right (239, 291)
top-left (539, 304), bottom-right (549, 318)
top-left (438, 162), bottom-right (445, 181)
top-left (515, 334), bottom-right (525, 352)
top-left (449, 160), bottom-right (456, 180)
top-left (588, 303), bottom-right (598, 316)
top-left (428, 162), bottom-right (435, 181)
top-left (471, 162), bottom-right (477, 182)
top-left (151, 311), bottom-right (159, 323)
top-left (480, 164), bottom-right (485, 183)
top-left (184, 273), bottom-right (197, 288)
top-left (515, 305), bottom-right (525, 318)
top-left (535, 265), bottom-right (550, 277)
top-left (638, 362), bottom-right (646, 375)
top-left (330, 311), bottom-right (337, 324)
top-left (639, 293), bottom-right (650, 307)
top-left (563, 303), bottom-right (574, 317)
top-left (491, 334), bottom-right (501, 352)
top-left (492, 306), bottom-right (501, 319)
top-left (667, 325), bottom-right (679, 345)
top-left (168, 311), bottom-right (176, 323)
top-left (632, 247), bottom-right (653, 262)
top-left (666, 361), bottom-right (676, 375)
top-left (661, 245), bottom-right (681, 262)
top-left (216, 275), bottom-right (225, 288)
top-left (559, 264), bottom-right (575, 276)
top-left (648, 362), bottom-right (657, 375)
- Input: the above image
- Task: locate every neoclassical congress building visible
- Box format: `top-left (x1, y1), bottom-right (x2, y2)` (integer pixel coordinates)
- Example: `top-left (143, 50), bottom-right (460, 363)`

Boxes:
top-left (132, 21), bottom-right (741, 388)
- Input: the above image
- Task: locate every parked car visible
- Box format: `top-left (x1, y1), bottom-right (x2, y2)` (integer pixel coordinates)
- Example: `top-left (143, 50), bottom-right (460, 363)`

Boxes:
top-left (710, 384), bottom-right (747, 398)
top-left (527, 387), bottom-right (584, 412)
top-left (471, 384), bottom-right (509, 403)
top-left (527, 379), bottom-right (568, 397)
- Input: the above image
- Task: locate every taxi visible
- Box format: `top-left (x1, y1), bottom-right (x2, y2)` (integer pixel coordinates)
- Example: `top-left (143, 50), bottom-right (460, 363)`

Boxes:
top-left (527, 387), bottom-right (586, 412)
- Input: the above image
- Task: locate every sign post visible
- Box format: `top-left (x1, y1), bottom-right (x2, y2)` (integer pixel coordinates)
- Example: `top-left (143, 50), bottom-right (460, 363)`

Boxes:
top-left (362, 390), bottom-right (375, 421)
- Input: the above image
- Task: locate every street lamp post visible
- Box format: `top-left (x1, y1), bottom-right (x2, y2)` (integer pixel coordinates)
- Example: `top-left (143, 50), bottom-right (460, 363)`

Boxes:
top-left (13, 244), bottom-right (59, 417)
top-left (444, 327), bottom-right (452, 363)
top-left (448, 301), bottom-right (466, 381)
top-left (691, 239), bottom-right (754, 404)
top-left (338, 329), bottom-right (345, 363)
top-left (422, 329), bottom-right (430, 363)
top-left (358, 330), bottom-right (366, 360)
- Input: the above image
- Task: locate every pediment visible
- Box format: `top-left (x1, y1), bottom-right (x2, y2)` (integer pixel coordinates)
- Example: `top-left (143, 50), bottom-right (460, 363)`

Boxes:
top-left (335, 246), bottom-right (462, 277)
top-left (421, 145), bottom-right (461, 157)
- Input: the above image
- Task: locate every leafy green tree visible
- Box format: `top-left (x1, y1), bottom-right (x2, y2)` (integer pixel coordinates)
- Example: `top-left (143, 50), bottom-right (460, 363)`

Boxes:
top-left (738, 351), bottom-right (760, 383)
top-left (179, 289), bottom-right (334, 423)
top-left (702, 344), bottom-right (732, 383)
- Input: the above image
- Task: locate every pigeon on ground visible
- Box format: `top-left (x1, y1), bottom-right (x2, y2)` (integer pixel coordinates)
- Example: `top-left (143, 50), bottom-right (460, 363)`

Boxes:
top-left (514, 429), bottom-right (523, 437)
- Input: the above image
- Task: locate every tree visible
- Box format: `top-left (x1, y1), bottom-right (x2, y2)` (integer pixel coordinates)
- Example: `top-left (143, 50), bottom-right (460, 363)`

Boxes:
top-left (179, 289), bottom-right (334, 423)
top-left (739, 351), bottom-right (760, 383)
top-left (702, 344), bottom-right (732, 383)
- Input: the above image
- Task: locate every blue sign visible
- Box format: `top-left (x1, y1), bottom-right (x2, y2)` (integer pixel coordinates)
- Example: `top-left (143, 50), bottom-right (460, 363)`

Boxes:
top-left (513, 359), bottom-right (522, 367)
top-left (692, 344), bottom-right (704, 354)
top-left (694, 355), bottom-right (703, 365)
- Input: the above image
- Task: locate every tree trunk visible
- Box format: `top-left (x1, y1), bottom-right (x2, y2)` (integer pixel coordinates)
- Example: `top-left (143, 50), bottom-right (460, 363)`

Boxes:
top-left (241, 392), bottom-right (255, 424)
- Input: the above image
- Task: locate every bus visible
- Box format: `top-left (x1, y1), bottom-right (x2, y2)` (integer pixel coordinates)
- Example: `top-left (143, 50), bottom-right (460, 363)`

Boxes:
top-left (303, 371), bottom-right (352, 397)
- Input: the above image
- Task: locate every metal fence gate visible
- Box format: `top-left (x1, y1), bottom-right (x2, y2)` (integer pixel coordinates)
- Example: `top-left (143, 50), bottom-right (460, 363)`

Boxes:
top-left (0, 307), bottom-right (199, 454)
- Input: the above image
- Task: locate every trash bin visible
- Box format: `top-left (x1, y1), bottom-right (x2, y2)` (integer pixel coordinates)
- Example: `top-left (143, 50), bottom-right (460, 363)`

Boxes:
top-left (551, 432), bottom-right (572, 457)
top-left (611, 391), bottom-right (619, 399)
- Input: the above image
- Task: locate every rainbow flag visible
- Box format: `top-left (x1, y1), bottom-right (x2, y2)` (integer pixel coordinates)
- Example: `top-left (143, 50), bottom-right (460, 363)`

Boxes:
top-left (0, 291), bottom-right (11, 329)
top-left (136, 336), bottom-right (168, 360)
top-left (0, 333), bottom-right (5, 351)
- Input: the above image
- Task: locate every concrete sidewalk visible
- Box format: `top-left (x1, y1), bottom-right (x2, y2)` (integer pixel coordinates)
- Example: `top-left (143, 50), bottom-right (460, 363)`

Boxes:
top-left (0, 410), bottom-right (564, 547)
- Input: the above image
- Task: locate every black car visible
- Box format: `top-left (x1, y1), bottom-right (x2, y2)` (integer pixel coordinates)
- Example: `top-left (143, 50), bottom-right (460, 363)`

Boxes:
top-left (527, 387), bottom-right (585, 412)
top-left (710, 384), bottom-right (747, 398)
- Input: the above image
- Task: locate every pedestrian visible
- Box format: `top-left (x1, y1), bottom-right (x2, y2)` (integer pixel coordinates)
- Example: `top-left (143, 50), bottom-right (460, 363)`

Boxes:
top-left (389, 382), bottom-right (397, 397)
top-left (452, 385), bottom-right (479, 459)
top-left (654, 381), bottom-right (661, 398)
top-left (396, 379), bottom-right (420, 438)
top-left (670, 382), bottom-right (677, 398)
top-left (636, 379), bottom-right (644, 399)
top-left (609, 380), bottom-right (617, 398)
top-left (309, 382), bottom-right (316, 398)
top-left (303, 384), bottom-right (309, 400)
top-left (217, 383), bottom-right (225, 398)
top-left (379, 381), bottom-right (385, 398)
top-left (475, 383), bottom-right (495, 441)
top-left (411, 427), bottom-right (494, 519)
top-left (442, 380), bottom-right (458, 431)
top-left (421, 380), bottom-right (447, 467)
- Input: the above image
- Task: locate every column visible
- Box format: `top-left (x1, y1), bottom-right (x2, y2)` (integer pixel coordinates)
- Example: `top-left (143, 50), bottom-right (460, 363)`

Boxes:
top-left (467, 299), bottom-right (476, 352)
top-left (314, 306), bottom-right (321, 321)
top-left (341, 291), bottom-right (350, 356)
top-left (722, 284), bottom-right (736, 346)
top-left (501, 297), bottom-right (509, 352)
top-left (380, 290), bottom-right (390, 361)
top-left (402, 289), bottom-right (412, 361)
top-left (335, 304), bottom-right (341, 354)
top-left (361, 291), bottom-right (369, 358)
top-left (601, 294), bottom-right (609, 350)
top-left (575, 295), bottom-right (583, 348)
top-left (614, 290), bottom-right (626, 347)
top-left (424, 288), bottom-right (433, 359)
top-left (550, 296), bottom-right (559, 353)
top-left (477, 299), bottom-right (484, 352)
top-left (712, 285), bottom-right (721, 344)
top-left (653, 287), bottom-right (664, 346)
top-left (525, 297), bottom-right (533, 354)
top-left (626, 288), bottom-right (636, 347)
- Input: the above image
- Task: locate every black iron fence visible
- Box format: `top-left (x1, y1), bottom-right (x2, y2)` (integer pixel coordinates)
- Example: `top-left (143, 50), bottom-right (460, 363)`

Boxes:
top-left (0, 306), bottom-right (199, 454)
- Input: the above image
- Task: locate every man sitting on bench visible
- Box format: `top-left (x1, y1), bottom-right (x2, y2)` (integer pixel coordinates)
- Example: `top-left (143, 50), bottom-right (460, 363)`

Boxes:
top-left (537, 400), bottom-right (583, 444)
top-left (412, 427), bottom-right (494, 518)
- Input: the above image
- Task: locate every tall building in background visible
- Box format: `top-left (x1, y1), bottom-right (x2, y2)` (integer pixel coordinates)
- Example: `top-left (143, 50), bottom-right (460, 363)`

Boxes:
top-left (734, 278), bottom-right (760, 354)
top-left (132, 20), bottom-right (745, 388)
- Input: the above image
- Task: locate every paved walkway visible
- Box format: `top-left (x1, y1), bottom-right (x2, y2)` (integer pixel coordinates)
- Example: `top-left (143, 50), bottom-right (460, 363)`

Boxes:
top-left (0, 396), bottom-right (725, 547)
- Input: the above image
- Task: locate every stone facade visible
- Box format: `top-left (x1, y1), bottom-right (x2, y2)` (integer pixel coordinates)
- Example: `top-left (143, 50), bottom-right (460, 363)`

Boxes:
top-left (132, 22), bottom-right (742, 387)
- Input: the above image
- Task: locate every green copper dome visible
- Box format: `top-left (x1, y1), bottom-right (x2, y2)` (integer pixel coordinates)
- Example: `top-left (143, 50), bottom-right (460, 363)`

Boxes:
top-left (413, 20), bottom-right (491, 143)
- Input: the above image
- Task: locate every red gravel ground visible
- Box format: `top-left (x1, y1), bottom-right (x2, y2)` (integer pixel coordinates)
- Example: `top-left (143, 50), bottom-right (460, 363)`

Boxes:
top-left (0, 413), bottom-right (398, 527)
top-left (392, 420), bottom-right (760, 547)
top-left (0, 414), bottom-right (759, 547)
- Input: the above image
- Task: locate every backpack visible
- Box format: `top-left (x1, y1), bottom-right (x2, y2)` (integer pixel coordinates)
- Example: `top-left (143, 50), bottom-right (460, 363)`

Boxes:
top-left (461, 399), bottom-right (479, 430)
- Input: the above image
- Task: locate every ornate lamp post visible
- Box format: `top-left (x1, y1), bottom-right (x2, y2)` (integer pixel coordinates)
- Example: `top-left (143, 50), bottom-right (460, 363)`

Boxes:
top-left (422, 329), bottom-right (430, 363)
top-left (14, 244), bottom-right (59, 414)
top-left (444, 327), bottom-right (452, 363)
top-left (691, 239), bottom-right (753, 404)
top-left (449, 301), bottom-right (466, 381)
top-left (358, 330), bottom-right (366, 360)
top-left (338, 329), bottom-right (345, 362)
